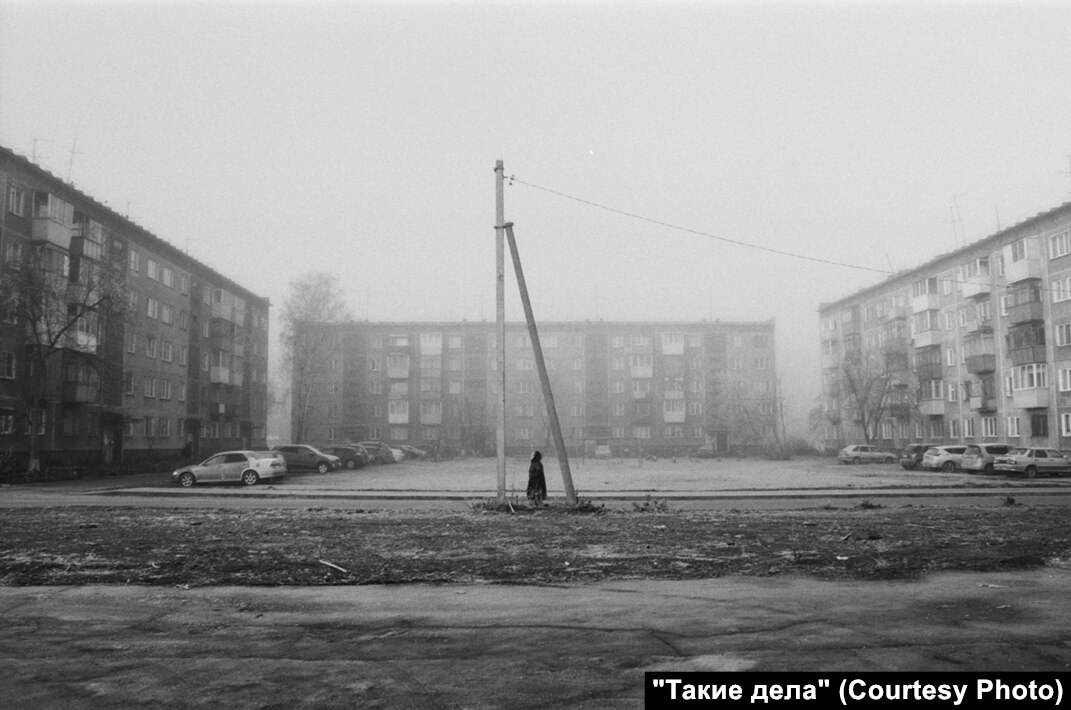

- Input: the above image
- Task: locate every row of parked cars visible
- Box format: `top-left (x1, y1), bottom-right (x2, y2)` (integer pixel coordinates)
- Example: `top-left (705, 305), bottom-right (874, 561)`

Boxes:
top-left (170, 441), bottom-right (428, 487)
top-left (840, 443), bottom-right (1071, 477)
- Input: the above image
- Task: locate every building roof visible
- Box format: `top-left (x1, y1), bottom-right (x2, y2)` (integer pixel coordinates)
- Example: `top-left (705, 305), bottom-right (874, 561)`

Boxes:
top-left (0, 144), bottom-right (270, 308)
top-left (818, 199), bottom-right (1071, 314)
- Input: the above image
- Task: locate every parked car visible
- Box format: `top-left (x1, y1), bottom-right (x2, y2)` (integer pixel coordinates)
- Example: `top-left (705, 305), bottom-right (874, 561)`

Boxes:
top-left (920, 445), bottom-right (968, 472)
top-left (359, 441), bottom-right (397, 465)
top-left (898, 443), bottom-right (938, 470)
top-left (837, 444), bottom-right (896, 464)
top-left (322, 446), bottom-right (367, 470)
top-left (171, 450), bottom-right (287, 487)
top-left (272, 444), bottom-right (341, 473)
top-left (960, 444), bottom-right (1011, 475)
top-left (993, 448), bottom-right (1071, 478)
top-left (399, 445), bottom-right (427, 460)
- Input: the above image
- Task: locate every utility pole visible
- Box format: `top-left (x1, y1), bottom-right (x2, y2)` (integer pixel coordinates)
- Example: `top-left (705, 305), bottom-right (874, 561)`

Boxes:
top-left (505, 223), bottom-right (577, 503)
top-left (494, 160), bottom-right (507, 503)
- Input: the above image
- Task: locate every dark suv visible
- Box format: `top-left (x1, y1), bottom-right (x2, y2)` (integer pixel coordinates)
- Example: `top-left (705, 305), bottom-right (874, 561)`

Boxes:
top-left (271, 445), bottom-right (340, 473)
top-left (322, 445), bottom-right (368, 470)
top-left (899, 443), bottom-right (938, 470)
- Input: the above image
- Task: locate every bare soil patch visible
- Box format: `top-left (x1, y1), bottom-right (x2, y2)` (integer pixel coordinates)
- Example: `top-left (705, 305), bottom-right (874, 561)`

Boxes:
top-left (2, 499), bottom-right (1070, 586)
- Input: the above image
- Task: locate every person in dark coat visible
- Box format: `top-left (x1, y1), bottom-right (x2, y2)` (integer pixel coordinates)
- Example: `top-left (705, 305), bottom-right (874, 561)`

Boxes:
top-left (527, 450), bottom-right (547, 505)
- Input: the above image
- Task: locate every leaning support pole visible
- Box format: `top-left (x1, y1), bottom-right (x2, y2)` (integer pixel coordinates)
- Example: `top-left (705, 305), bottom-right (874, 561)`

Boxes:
top-left (504, 223), bottom-right (577, 504)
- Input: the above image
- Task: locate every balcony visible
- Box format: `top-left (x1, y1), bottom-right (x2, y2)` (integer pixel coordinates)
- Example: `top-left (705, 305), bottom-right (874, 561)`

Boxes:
top-left (61, 382), bottom-right (98, 403)
top-left (1006, 257), bottom-right (1043, 284)
top-left (211, 301), bottom-right (239, 323)
top-left (209, 366), bottom-right (231, 385)
top-left (918, 400), bottom-right (944, 416)
top-left (969, 395), bottom-right (996, 411)
top-left (1007, 300), bottom-right (1045, 325)
top-left (912, 293), bottom-right (941, 313)
top-left (912, 329), bottom-right (942, 348)
top-left (965, 354), bottom-right (996, 373)
top-left (961, 273), bottom-right (992, 299)
top-left (662, 409), bottom-right (686, 423)
top-left (915, 363), bottom-right (943, 380)
top-left (387, 364), bottom-right (410, 379)
top-left (31, 217), bottom-right (73, 250)
top-left (1013, 387), bottom-right (1049, 409)
top-left (1009, 346), bottom-right (1048, 366)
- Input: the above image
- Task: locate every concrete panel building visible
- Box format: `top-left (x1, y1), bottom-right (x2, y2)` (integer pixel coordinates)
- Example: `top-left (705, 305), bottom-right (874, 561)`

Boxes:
top-left (292, 319), bottom-right (777, 457)
top-left (0, 146), bottom-right (270, 471)
top-left (818, 200), bottom-right (1071, 452)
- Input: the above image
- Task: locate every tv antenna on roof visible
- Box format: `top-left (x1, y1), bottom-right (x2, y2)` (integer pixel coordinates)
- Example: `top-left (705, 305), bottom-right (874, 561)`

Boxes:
top-left (67, 134), bottom-right (84, 182)
top-left (30, 136), bottom-right (49, 164)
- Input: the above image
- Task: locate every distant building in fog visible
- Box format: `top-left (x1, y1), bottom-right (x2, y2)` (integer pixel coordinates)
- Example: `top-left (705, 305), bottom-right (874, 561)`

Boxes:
top-left (291, 319), bottom-right (777, 456)
top-left (0, 145), bottom-right (270, 471)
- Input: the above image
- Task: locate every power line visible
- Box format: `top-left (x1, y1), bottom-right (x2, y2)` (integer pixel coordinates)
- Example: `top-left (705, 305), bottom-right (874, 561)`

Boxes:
top-left (506, 173), bottom-right (1071, 300)
top-left (506, 175), bottom-right (894, 276)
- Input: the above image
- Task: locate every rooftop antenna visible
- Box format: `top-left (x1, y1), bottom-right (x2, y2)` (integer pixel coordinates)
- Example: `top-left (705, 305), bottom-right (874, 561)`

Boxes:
top-left (30, 136), bottom-right (49, 164)
top-left (66, 133), bottom-right (84, 182)
top-left (950, 194), bottom-right (965, 247)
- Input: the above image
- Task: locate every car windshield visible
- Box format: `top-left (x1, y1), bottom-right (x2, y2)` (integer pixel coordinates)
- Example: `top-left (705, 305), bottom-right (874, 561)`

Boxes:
top-left (964, 446), bottom-right (980, 455)
top-left (924, 448), bottom-right (939, 456)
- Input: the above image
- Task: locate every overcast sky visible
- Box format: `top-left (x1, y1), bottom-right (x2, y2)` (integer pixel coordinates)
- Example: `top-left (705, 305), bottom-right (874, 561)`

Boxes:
top-left (4, 0), bottom-right (1071, 424)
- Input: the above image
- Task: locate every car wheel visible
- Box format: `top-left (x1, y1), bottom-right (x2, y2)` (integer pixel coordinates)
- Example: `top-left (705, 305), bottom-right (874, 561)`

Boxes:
top-left (1025, 466), bottom-right (1037, 478)
top-left (317, 461), bottom-right (330, 474)
top-left (941, 461), bottom-right (956, 473)
top-left (852, 457), bottom-right (861, 465)
top-left (345, 459), bottom-right (357, 470)
top-left (241, 470), bottom-right (260, 486)
top-left (178, 472), bottom-right (195, 487)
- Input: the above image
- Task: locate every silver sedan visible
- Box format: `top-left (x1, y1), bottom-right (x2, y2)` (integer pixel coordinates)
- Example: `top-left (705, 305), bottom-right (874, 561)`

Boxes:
top-left (171, 450), bottom-right (287, 487)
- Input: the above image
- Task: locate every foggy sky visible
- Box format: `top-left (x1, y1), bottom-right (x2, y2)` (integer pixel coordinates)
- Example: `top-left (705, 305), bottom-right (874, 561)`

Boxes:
top-left (4, 0), bottom-right (1071, 427)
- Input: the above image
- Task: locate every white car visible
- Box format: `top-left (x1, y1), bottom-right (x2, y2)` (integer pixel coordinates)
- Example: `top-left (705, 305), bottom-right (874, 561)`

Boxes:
top-left (171, 450), bottom-right (287, 487)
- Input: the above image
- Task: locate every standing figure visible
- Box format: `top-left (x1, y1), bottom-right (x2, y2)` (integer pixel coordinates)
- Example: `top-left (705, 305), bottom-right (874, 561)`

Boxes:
top-left (527, 450), bottom-right (547, 505)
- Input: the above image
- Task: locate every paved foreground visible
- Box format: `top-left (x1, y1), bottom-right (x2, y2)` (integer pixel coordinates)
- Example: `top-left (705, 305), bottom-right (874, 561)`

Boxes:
top-left (3, 567), bottom-right (1071, 709)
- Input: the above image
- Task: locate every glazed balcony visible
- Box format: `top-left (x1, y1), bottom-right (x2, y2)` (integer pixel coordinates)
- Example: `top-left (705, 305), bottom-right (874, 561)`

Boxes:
top-left (912, 329), bottom-right (941, 348)
top-left (1007, 300), bottom-right (1045, 325)
top-left (918, 399), bottom-right (944, 416)
top-left (912, 293), bottom-right (941, 313)
top-left (961, 273), bottom-right (992, 299)
top-left (969, 395), bottom-right (996, 411)
top-left (965, 354), bottom-right (997, 373)
top-left (1013, 387), bottom-right (1049, 409)
top-left (1006, 257), bottom-right (1043, 284)
top-left (1009, 345), bottom-right (1048, 366)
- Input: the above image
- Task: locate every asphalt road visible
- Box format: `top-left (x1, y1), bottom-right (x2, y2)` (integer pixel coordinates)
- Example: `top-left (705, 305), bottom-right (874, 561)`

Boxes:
top-left (3, 457), bottom-right (1071, 708)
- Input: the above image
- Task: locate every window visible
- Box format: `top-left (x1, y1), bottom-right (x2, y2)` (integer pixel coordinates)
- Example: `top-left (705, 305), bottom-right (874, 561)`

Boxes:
top-left (160, 303), bottom-right (173, 325)
top-left (0, 411), bottom-right (13, 435)
top-left (946, 347), bottom-right (957, 366)
top-left (516, 381), bottom-right (532, 394)
top-left (1012, 363), bottom-right (1047, 390)
top-left (129, 250), bottom-right (140, 273)
top-left (1053, 276), bottom-right (1071, 303)
top-left (146, 297), bottom-right (159, 320)
top-left (612, 381), bottom-right (625, 394)
top-left (0, 351), bottom-right (13, 379)
top-left (982, 416), bottom-right (997, 438)
top-left (1007, 416), bottom-right (1021, 437)
top-left (947, 380), bottom-right (959, 402)
top-left (1011, 238), bottom-right (1028, 262)
top-left (159, 380), bottom-right (172, 400)
top-left (146, 259), bottom-right (158, 280)
top-left (949, 419), bottom-right (960, 438)
top-left (1060, 369), bottom-right (1071, 392)
top-left (146, 337), bottom-right (157, 358)
top-left (633, 426), bottom-right (651, 439)
top-left (143, 376), bottom-right (157, 398)
top-left (964, 418), bottom-right (975, 438)
top-left (688, 401), bottom-right (703, 416)
top-left (1057, 323), bottom-right (1071, 347)
top-left (161, 267), bottom-right (174, 288)
top-left (612, 402), bottom-right (626, 416)
top-left (178, 346), bottom-right (187, 366)
top-left (1062, 413), bottom-right (1071, 437)
top-left (1051, 231), bottom-right (1071, 259)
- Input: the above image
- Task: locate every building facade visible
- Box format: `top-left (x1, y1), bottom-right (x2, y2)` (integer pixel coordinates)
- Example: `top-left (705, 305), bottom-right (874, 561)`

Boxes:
top-left (292, 319), bottom-right (777, 456)
top-left (0, 146), bottom-right (270, 470)
top-left (818, 200), bottom-right (1071, 452)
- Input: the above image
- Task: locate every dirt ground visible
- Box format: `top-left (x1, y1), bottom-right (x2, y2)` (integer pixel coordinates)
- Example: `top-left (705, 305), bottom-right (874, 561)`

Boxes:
top-left (2, 499), bottom-right (1070, 586)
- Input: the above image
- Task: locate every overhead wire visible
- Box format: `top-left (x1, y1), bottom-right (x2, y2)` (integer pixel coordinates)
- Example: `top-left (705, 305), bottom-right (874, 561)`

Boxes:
top-left (506, 174), bottom-right (1071, 301)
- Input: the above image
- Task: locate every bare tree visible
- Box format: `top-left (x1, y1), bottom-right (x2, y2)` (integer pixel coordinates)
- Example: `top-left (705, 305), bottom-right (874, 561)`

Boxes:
top-left (829, 345), bottom-right (910, 446)
top-left (280, 272), bottom-right (350, 443)
top-left (0, 245), bottom-right (126, 472)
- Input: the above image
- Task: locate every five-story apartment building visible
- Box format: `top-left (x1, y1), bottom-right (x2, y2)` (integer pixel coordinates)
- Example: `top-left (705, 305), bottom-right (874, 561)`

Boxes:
top-left (293, 319), bottom-right (777, 456)
top-left (0, 146), bottom-right (270, 470)
top-left (819, 200), bottom-right (1071, 452)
